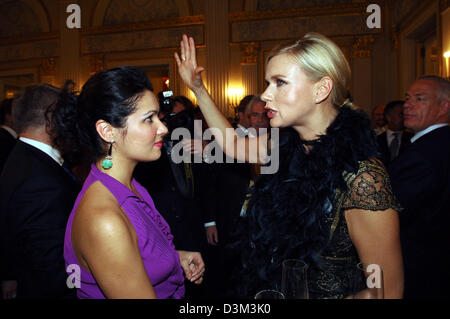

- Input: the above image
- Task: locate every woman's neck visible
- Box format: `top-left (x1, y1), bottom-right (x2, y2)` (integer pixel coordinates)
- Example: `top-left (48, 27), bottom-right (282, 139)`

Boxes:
top-left (96, 157), bottom-right (137, 190)
top-left (293, 103), bottom-right (339, 141)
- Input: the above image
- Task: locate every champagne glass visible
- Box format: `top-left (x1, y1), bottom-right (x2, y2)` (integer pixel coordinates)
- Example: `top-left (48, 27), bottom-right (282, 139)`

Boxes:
top-left (281, 259), bottom-right (309, 299)
top-left (348, 262), bottom-right (384, 299)
top-left (254, 290), bottom-right (285, 299)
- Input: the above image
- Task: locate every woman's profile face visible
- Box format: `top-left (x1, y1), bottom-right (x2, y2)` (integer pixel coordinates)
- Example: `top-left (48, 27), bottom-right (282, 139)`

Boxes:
top-left (261, 53), bottom-right (317, 130)
top-left (116, 90), bottom-right (168, 163)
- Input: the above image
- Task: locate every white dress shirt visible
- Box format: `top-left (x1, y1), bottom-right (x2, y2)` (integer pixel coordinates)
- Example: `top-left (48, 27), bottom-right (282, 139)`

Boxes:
top-left (386, 129), bottom-right (403, 147)
top-left (410, 123), bottom-right (449, 143)
top-left (19, 137), bottom-right (64, 166)
top-left (1, 125), bottom-right (18, 139)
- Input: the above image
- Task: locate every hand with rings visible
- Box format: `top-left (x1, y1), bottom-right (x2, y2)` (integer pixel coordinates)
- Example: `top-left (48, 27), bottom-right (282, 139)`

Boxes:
top-left (174, 34), bottom-right (205, 91)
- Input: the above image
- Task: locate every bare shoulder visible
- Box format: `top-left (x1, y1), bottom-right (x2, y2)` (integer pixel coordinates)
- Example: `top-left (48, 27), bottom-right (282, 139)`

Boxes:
top-left (72, 181), bottom-right (135, 264)
top-left (74, 181), bottom-right (123, 229)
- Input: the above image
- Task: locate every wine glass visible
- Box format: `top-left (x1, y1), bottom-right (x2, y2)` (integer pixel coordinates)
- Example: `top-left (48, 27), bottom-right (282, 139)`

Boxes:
top-left (254, 290), bottom-right (285, 299)
top-left (281, 259), bottom-right (309, 299)
top-left (347, 262), bottom-right (384, 299)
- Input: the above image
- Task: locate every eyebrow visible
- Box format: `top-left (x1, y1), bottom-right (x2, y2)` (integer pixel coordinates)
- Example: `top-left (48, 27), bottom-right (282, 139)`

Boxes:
top-left (142, 109), bottom-right (158, 117)
top-left (405, 93), bottom-right (427, 97)
top-left (269, 74), bottom-right (287, 79)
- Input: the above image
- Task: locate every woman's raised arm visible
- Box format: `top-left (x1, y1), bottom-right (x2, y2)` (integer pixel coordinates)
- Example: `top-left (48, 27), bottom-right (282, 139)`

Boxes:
top-left (175, 34), bottom-right (268, 164)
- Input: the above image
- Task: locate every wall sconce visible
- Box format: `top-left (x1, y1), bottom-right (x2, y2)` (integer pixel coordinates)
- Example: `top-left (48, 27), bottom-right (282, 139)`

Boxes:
top-left (5, 91), bottom-right (16, 98)
top-left (227, 87), bottom-right (243, 108)
top-left (162, 77), bottom-right (170, 91)
top-left (444, 51), bottom-right (450, 79)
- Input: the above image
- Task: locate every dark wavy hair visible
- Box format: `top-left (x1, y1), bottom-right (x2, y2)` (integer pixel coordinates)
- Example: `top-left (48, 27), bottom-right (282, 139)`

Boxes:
top-left (49, 66), bottom-right (153, 164)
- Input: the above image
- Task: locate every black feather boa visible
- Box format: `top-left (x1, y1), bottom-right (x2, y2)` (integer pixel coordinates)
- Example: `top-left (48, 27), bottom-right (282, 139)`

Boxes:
top-left (228, 105), bottom-right (380, 298)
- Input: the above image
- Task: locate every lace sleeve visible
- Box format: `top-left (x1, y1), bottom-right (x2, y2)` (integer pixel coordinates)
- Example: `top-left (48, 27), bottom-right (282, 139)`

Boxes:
top-left (342, 158), bottom-right (403, 212)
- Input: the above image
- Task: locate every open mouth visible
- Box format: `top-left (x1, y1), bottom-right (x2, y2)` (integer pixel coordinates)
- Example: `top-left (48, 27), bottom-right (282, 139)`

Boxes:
top-left (265, 107), bottom-right (278, 119)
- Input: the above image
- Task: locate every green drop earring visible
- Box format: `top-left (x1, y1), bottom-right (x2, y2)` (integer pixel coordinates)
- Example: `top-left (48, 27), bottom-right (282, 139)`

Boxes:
top-left (102, 140), bottom-right (114, 169)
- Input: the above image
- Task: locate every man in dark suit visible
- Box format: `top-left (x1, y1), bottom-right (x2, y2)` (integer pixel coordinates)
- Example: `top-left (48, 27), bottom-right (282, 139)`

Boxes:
top-left (0, 84), bottom-right (81, 299)
top-left (202, 96), bottom-right (269, 298)
top-left (376, 100), bottom-right (413, 166)
top-left (0, 98), bottom-right (17, 174)
top-left (388, 75), bottom-right (450, 299)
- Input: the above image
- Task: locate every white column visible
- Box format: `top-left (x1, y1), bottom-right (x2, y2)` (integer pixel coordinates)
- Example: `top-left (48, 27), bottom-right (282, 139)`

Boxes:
top-left (242, 64), bottom-right (258, 96)
top-left (58, 0), bottom-right (81, 89)
top-left (205, 0), bottom-right (230, 116)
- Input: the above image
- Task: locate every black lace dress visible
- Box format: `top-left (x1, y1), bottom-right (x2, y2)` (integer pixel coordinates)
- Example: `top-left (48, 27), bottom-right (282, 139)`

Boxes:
top-left (229, 105), bottom-right (402, 299)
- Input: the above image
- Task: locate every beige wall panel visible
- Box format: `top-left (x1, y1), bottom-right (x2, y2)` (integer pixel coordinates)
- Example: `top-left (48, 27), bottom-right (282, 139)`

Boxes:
top-left (81, 26), bottom-right (204, 55)
top-left (231, 14), bottom-right (379, 43)
top-left (0, 41), bottom-right (59, 62)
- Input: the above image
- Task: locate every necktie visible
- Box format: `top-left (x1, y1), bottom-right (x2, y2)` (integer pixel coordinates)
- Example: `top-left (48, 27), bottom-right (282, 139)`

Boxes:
top-left (389, 132), bottom-right (400, 161)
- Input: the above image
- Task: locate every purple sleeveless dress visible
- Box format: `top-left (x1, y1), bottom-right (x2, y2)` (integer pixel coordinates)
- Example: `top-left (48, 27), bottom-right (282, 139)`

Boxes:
top-left (64, 164), bottom-right (185, 299)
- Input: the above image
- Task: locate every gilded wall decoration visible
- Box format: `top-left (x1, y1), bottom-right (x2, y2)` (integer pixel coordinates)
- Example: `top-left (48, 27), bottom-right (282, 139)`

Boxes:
top-left (81, 26), bottom-right (203, 54)
top-left (257, 0), bottom-right (353, 10)
top-left (40, 58), bottom-right (56, 76)
top-left (0, 41), bottom-right (58, 62)
top-left (240, 42), bottom-right (259, 65)
top-left (0, 0), bottom-right (42, 37)
top-left (392, 0), bottom-right (427, 25)
top-left (104, 0), bottom-right (180, 25)
top-left (89, 55), bottom-right (105, 75)
top-left (352, 35), bottom-right (375, 58)
top-left (231, 14), bottom-right (379, 43)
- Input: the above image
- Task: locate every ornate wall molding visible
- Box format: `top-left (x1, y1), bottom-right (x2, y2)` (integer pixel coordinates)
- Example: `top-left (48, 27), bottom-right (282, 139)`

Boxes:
top-left (231, 13), bottom-right (380, 43)
top-left (0, 39), bottom-right (59, 62)
top-left (81, 15), bottom-right (205, 55)
top-left (83, 15), bottom-right (205, 35)
top-left (81, 25), bottom-right (204, 55)
top-left (89, 55), bottom-right (105, 75)
top-left (392, 31), bottom-right (400, 50)
top-left (240, 42), bottom-right (259, 65)
top-left (229, 3), bottom-right (369, 22)
top-left (40, 57), bottom-right (56, 76)
top-left (395, 0), bottom-right (435, 31)
top-left (0, 32), bottom-right (58, 47)
top-left (352, 35), bottom-right (375, 59)
top-left (24, 0), bottom-right (51, 32)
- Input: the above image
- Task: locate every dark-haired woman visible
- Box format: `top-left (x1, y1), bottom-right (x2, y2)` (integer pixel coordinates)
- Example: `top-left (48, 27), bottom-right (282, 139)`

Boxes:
top-left (52, 66), bottom-right (205, 299)
top-left (175, 34), bottom-right (403, 299)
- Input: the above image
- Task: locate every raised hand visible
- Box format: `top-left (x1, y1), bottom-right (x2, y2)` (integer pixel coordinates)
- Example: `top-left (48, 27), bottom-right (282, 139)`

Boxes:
top-left (174, 34), bottom-right (205, 91)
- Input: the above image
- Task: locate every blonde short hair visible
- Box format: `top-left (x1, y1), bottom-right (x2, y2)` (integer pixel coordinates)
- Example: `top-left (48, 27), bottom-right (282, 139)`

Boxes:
top-left (268, 32), bottom-right (352, 108)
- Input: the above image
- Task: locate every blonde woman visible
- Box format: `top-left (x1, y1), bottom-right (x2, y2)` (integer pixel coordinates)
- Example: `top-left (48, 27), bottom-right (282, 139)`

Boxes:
top-left (176, 33), bottom-right (403, 299)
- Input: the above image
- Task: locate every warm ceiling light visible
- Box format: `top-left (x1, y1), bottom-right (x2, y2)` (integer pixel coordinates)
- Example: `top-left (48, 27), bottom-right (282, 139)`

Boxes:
top-left (444, 51), bottom-right (450, 58)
